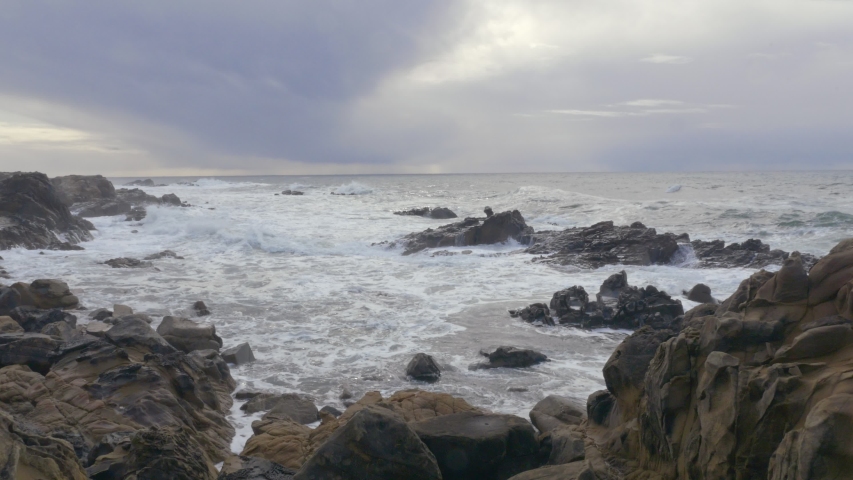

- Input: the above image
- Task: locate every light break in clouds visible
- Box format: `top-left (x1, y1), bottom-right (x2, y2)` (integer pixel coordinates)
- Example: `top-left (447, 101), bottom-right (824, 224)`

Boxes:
top-left (0, 0), bottom-right (851, 175)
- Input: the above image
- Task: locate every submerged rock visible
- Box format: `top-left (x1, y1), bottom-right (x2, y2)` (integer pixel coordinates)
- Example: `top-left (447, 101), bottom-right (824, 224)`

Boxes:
top-left (394, 207), bottom-right (458, 219)
top-left (104, 257), bottom-right (152, 268)
top-left (281, 190), bottom-right (304, 195)
top-left (124, 179), bottom-right (155, 187)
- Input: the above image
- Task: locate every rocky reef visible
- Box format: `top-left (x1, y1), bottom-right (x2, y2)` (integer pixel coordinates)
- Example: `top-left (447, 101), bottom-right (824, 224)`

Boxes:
top-left (50, 173), bottom-right (185, 221)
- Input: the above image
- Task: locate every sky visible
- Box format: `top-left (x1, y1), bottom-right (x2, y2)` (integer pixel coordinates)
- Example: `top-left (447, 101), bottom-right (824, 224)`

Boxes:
top-left (0, 0), bottom-right (851, 176)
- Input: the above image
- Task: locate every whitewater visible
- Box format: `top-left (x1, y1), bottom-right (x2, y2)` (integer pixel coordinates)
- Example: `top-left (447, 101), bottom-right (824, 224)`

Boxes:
top-left (3, 171), bottom-right (852, 452)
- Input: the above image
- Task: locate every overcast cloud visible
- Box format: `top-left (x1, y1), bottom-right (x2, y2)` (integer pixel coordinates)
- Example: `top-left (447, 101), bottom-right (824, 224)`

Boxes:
top-left (0, 0), bottom-right (851, 175)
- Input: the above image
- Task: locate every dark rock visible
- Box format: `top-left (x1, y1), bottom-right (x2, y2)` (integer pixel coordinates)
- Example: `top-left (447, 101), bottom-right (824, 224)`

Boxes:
top-left (125, 206), bottom-right (147, 221)
top-left (104, 257), bottom-right (152, 268)
top-left (143, 250), bottom-right (184, 260)
top-left (0, 408), bottom-right (89, 479)
top-left (406, 353), bottom-right (441, 382)
top-left (586, 390), bottom-right (614, 426)
top-left (241, 393), bottom-right (318, 424)
top-left (125, 179), bottom-right (156, 187)
top-left (90, 308), bottom-right (113, 321)
top-left (105, 316), bottom-right (176, 354)
top-left (10, 306), bottom-right (77, 332)
top-left (113, 304), bottom-right (133, 316)
top-left (222, 342), bottom-right (255, 365)
top-left (412, 411), bottom-right (540, 480)
top-left (597, 270), bottom-right (629, 300)
top-left (690, 238), bottom-right (792, 269)
top-left (281, 190), bottom-right (304, 196)
top-left (684, 283), bottom-right (716, 303)
top-left (219, 455), bottom-right (296, 480)
top-left (319, 406), bottom-right (342, 418)
top-left (398, 210), bottom-right (533, 255)
top-left (484, 206), bottom-right (494, 217)
top-left (0, 315), bottom-right (23, 333)
top-left (472, 346), bottom-right (548, 369)
top-left (75, 187), bottom-right (181, 219)
top-left (4, 279), bottom-right (80, 313)
top-left (0, 332), bottom-right (60, 373)
top-left (194, 300), bottom-right (211, 316)
top-left (156, 316), bottom-right (222, 353)
top-left (51, 174), bottom-right (116, 205)
top-left (529, 395), bottom-right (585, 434)
top-left (509, 303), bottom-right (553, 325)
top-left (294, 406), bottom-right (442, 480)
top-left (394, 207), bottom-right (458, 219)
top-left (160, 193), bottom-right (181, 205)
top-left (0, 172), bottom-right (94, 250)
top-left (603, 326), bottom-right (677, 408)
top-left (540, 427), bottom-right (585, 466)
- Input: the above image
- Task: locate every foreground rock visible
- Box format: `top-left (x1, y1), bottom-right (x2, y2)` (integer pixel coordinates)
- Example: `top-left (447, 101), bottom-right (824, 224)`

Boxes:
top-left (558, 239), bottom-right (853, 479)
top-left (397, 209), bottom-right (533, 255)
top-left (394, 207), bottom-right (458, 219)
top-left (0, 172), bottom-right (94, 250)
top-left (219, 455), bottom-right (296, 480)
top-left (528, 395), bottom-right (585, 434)
top-left (0, 408), bottom-right (88, 479)
top-left (406, 352), bottom-right (441, 382)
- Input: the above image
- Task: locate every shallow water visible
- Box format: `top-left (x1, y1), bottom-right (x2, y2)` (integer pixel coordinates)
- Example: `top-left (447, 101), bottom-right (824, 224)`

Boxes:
top-left (3, 171), bottom-right (851, 451)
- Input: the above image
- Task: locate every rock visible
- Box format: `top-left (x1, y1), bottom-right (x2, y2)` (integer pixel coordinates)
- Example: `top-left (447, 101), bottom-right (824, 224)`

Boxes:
top-left (9, 306), bottom-right (76, 332)
top-left (16, 279), bottom-right (80, 310)
top-left (160, 193), bottom-right (181, 206)
top-left (222, 342), bottom-right (255, 365)
top-left (75, 187), bottom-right (181, 219)
top-left (690, 238), bottom-right (792, 268)
top-left (509, 303), bottom-right (553, 325)
top-left (51, 174), bottom-right (116, 206)
top-left (472, 346), bottom-right (549, 370)
top-left (106, 316), bottom-right (176, 354)
top-left (194, 300), bottom-right (211, 316)
top-left (0, 172), bottom-right (94, 250)
top-left (506, 462), bottom-right (595, 480)
top-left (281, 190), bottom-right (304, 195)
top-left (319, 406), bottom-right (342, 418)
top-left (598, 270), bottom-right (629, 300)
top-left (0, 315), bottom-right (23, 333)
top-left (0, 408), bottom-right (88, 479)
top-left (125, 206), bottom-right (147, 221)
top-left (394, 207), bottom-right (458, 219)
top-left (484, 206), bottom-right (494, 217)
top-left (84, 320), bottom-right (112, 336)
top-left (0, 332), bottom-right (60, 373)
top-left (90, 308), bottom-right (113, 321)
top-left (294, 406), bottom-right (442, 480)
top-left (529, 395), bottom-right (585, 434)
top-left (412, 411), bottom-right (540, 480)
top-left (684, 283), bottom-right (716, 303)
top-left (143, 250), bottom-right (184, 260)
top-left (539, 427), bottom-right (586, 466)
top-left (774, 324), bottom-right (853, 361)
top-left (156, 316), bottom-right (223, 353)
top-left (602, 326), bottom-right (677, 413)
top-left (241, 393), bottom-right (318, 424)
top-left (406, 353), bottom-right (441, 382)
top-left (125, 179), bottom-right (155, 187)
top-left (219, 455), bottom-right (296, 480)
top-left (398, 210), bottom-right (534, 255)
top-left (104, 257), bottom-right (152, 268)
top-left (113, 304), bottom-right (133, 316)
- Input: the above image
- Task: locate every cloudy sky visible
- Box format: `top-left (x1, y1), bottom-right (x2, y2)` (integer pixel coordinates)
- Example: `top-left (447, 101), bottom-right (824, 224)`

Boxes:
top-left (0, 1), bottom-right (851, 176)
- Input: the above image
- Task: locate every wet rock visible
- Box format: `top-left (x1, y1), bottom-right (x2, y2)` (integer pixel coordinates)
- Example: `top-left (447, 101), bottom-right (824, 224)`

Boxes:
top-left (281, 190), bottom-right (304, 195)
top-left (529, 395), bottom-right (585, 434)
top-left (222, 342), bottom-right (255, 365)
top-left (684, 283), bottom-right (716, 303)
top-left (539, 427), bottom-right (586, 466)
top-left (241, 393), bottom-right (319, 424)
top-left (471, 346), bottom-right (548, 370)
top-left (691, 238), bottom-right (792, 268)
top-left (104, 257), bottom-right (153, 268)
top-left (90, 308), bottom-right (113, 321)
top-left (17, 279), bottom-right (80, 310)
top-left (295, 406), bottom-right (442, 480)
top-left (125, 179), bottom-right (155, 187)
top-left (509, 303), bottom-right (552, 325)
top-left (0, 172), bottom-right (94, 250)
top-left (194, 300), bottom-right (211, 316)
top-left (125, 206), bottom-right (146, 221)
top-left (51, 174), bottom-right (116, 206)
top-left (75, 187), bottom-right (181, 219)
top-left (603, 326), bottom-right (677, 412)
top-left (398, 210), bottom-right (534, 255)
top-left (219, 455), bottom-right (296, 480)
top-left (156, 316), bottom-right (222, 353)
top-left (143, 249), bottom-right (184, 260)
top-left (394, 207), bottom-right (458, 219)
top-left (597, 270), bottom-right (629, 300)
top-left (412, 411), bottom-right (540, 480)
top-left (484, 206), bottom-right (494, 217)
top-left (319, 406), bottom-right (342, 418)
top-left (0, 332), bottom-right (60, 373)
top-left (406, 353), bottom-right (441, 382)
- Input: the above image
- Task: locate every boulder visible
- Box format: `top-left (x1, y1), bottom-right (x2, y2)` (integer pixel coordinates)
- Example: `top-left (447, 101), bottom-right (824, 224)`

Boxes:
top-left (106, 317), bottom-right (176, 354)
top-left (51, 175), bottom-right (115, 206)
top-left (104, 257), bottom-right (152, 268)
top-left (509, 303), bottom-right (553, 325)
top-left (113, 304), bottom-right (133, 317)
top-left (89, 308), bottom-right (113, 321)
top-left (598, 270), bottom-right (629, 300)
top-left (0, 332), bottom-right (60, 373)
top-left (13, 279), bottom-right (80, 310)
top-left (194, 300), bottom-right (211, 316)
top-left (160, 193), bottom-right (181, 206)
top-left (143, 250), bottom-right (184, 260)
top-left (412, 411), bottom-right (540, 480)
top-left (0, 315), bottom-right (23, 333)
top-left (222, 342), bottom-right (255, 365)
top-left (84, 320), bottom-right (112, 336)
top-left (294, 406), bottom-right (442, 480)
top-left (529, 395), bottom-right (585, 434)
top-left (156, 316), bottom-right (222, 353)
top-left (0, 172), bottom-right (94, 250)
top-left (684, 283), bottom-right (716, 303)
top-left (406, 353), bottom-right (441, 382)
top-left (9, 306), bottom-right (76, 332)
top-left (219, 455), bottom-right (296, 480)
top-left (398, 210), bottom-right (533, 255)
top-left (472, 346), bottom-right (548, 370)
top-left (241, 393), bottom-right (318, 424)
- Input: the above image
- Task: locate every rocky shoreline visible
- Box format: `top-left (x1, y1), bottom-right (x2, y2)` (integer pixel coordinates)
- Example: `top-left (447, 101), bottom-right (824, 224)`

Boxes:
top-left (2, 172), bottom-right (850, 479)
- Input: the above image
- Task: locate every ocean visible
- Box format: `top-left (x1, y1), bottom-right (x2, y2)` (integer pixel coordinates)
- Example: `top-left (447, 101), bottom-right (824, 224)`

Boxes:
top-left (3, 171), bottom-right (852, 451)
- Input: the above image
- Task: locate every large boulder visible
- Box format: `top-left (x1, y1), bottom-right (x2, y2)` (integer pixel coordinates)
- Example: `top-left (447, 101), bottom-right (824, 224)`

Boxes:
top-left (5, 279), bottom-right (80, 313)
top-left (222, 342), bottom-right (255, 365)
top-left (294, 406), bottom-right (442, 480)
top-left (0, 172), bottom-right (93, 250)
top-left (412, 411), bottom-right (540, 480)
top-left (529, 395), bottom-right (585, 434)
top-left (51, 175), bottom-right (116, 206)
top-left (105, 317), bottom-right (177, 354)
top-left (0, 332), bottom-right (61, 373)
top-left (406, 353), bottom-right (441, 382)
top-left (398, 210), bottom-right (534, 255)
top-left (156, 316), bottom-right (223, 353)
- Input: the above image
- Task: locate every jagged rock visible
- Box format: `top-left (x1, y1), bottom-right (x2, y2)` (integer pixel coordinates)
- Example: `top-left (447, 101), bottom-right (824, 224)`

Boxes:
top-left (75, 188), bottom-right (182, 218)
top-left (9, 307), bottom-right (76, 332)
top-left (529, 395), bottom-right (585, 434)
top-left (0, 408), bottom-right (88, 479)
top-left (526, 221), bottom-right (679, 268)
top-left (412, 411), bottom-right (540, 480)
top-left (241, 393), bottom-right (318, 424)
top-left (222, 342), bottom-right (255, 365)
top-left (691, 238), bottom-right (791, 268)
top-left (538, 427), bottom-right (586, 466)
top-left (106, 316), bottom-right (176, 354)
top-left (51, 174), bottom-right (116, 206)
top-left (598, 270), bottom-right (629, 301)
top-left (194, 300), bottom-right (211, 316)
top-left (294, 406), bottom-right (442, 480)
top-left (219, 455), bottom-right (296, 480)
top-left (143, 250), bottom-right (184, 260)
top-left (0, 332), bottom-right (60, 373)
top-left (509, 303), bottom-right (553, 325)
top-left (0, 172), bottom-right (94, 250)
top-left (156, 316), bottom-right (222, 353)
top-left (394, 207), bottom-right (458, 219)
top-left (471, 346), bottom-right (548, 370)
top-left (684, 283), bottom-right (716, 303)
top-left (125, 179), bottom-right (155, 187)
top-left (398, 210), bottom-right (533, 255)
top-left (484, 206), bottom-right (494, 217)
top-left (0, 315), bottom-right (23, 333)
top-left (104, 257), bottom-right (152, 268)
top-left (406, 353), bottom-right (441, 382)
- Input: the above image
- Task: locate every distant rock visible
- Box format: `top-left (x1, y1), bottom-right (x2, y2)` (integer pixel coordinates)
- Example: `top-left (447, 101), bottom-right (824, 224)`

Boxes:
top-left (143, 250), bottom-right (184, 260)
top-left (471, 346), bottom-right (549, 370)
top-left (398, 210), bottom-right (533, 255)
top-left (683, 283), bottom-right (716, 303)
top-left (125, 178), bottom-right (156, 186)
top-left (194, 300), bottom-right (211, 316)
top-left (508, 303), bottom-right (552, 325)
top-left (0, 172), bottom-right (94, 250)
top-left (406, 353), bottom-right (441, 382)
top-left (281, 190), bottom-right (304, 195)
top-left (394, 207), bottom-right (458, 219)
top-left (75, 187), bottom-right (183, 219)
top-left (104, 257), bottom-right (152, 268)
top-left (689, 239), bottom-right (813, 269)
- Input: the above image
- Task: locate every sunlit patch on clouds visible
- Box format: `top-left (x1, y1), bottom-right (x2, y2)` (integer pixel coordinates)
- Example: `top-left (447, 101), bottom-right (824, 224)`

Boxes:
top-left (0, 120), bottom-right (133, 153)
top-left (542, 100), bottom-right (735, 119)
top-left (640, 54), bottom-right (692, 64)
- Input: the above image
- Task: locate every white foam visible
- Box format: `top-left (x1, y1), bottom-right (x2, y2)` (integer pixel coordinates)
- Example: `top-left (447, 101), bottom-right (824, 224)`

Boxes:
top-left (332, 181), bottom-right (373, 195)
top-left (666, 184), bottom-right (682, 193)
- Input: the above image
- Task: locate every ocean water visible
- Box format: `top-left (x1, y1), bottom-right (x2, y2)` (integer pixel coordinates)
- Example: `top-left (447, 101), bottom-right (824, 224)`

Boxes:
top-left (3, 171), bottom-right (852, 451)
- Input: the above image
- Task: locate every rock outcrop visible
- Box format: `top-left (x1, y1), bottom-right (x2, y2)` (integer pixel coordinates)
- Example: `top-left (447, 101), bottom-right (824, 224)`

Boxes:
top-left (0, 279), bottom-right (80, 315)
top-left (51, 175), bottom-right (116, 206)
top-left (548, 238), bottom-right (853, 479)
top-left (394, 207), bottom-right (458, 219)
top-left (74, 187), bottom-right (184, 220)
top-left (0, 172), bottom-right (94, 250)
top-left (397, 210), bottom-right (533, 255)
